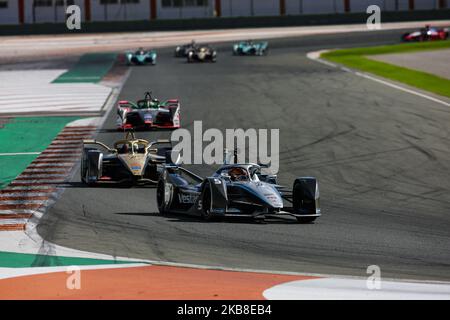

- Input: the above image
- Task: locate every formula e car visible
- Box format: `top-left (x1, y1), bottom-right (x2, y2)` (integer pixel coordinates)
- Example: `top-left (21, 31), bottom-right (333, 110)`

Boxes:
top-left (402, 26), bottom-right (449, 42)
top-left (157, 151), bottom-right (321, 223)
top-left (117, 92), bottom-right (181, 130)
top-left (81, 132), bottom-right (172, 186)
top-left (125, 48), bottom-right (157, 65)
top-left (233, 40), bottom-right (268, 56)
top-left (174, 40), bottom-right (197, 58)
top-left (187, 45), bottom-right (217, 63)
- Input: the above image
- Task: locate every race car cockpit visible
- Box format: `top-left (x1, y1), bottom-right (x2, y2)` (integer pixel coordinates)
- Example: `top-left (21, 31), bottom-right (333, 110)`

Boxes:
top-left (135, 48), bottom-right (146, 55)
top-left (217, 166), bottom-right (251, 182)
top-left (136, 92), bottom-right (160, 109)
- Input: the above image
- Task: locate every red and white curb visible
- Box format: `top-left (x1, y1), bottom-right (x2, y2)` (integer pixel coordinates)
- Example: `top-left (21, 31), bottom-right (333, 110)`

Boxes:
top-left (0, 120), bottom-right (98, 231)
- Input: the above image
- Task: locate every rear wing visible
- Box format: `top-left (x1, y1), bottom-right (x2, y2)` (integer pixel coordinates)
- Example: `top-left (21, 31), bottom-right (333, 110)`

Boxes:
top-left (146, 139), bottom-right (172, 153)
top-left (83, 139), bottom-right (116, 153)
top-left (118, 101), bottom-right (137, 110)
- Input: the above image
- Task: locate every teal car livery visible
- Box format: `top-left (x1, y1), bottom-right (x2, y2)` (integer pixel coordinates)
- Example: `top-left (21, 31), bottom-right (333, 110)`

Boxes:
top-left (125, 48), bottom-right (157, 65)
top-left (233, 41), bottom-right (268, 56)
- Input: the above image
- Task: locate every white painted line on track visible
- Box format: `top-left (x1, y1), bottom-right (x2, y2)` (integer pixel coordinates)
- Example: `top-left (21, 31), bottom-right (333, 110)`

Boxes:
top-left (0, 264), bottom-right (147, 281)
top-left (0, 200), bottom-right (47, 205)
top-left (0, 219), bottom-right (28, 226)
top-left (354, 71), bottom-right (450, 107)
top-left (307, 49), bottom-right (450, 108)
top-left (0, 152), bottom-right (41, 156)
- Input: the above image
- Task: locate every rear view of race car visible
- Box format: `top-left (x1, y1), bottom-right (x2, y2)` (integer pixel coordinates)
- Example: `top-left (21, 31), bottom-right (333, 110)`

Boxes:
top-left (117, 92), bottom-right (181, 130)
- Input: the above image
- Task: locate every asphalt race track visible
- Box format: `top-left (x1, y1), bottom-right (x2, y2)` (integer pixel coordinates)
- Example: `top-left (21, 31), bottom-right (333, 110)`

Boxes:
top-left (38, 30), bottom-right (450, 281)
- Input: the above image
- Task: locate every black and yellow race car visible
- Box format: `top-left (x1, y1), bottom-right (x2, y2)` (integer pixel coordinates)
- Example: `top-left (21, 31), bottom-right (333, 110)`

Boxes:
top-left (187, 44), bottom-right (217, 63)
top-left (81, 132), bottom-right (172, 186)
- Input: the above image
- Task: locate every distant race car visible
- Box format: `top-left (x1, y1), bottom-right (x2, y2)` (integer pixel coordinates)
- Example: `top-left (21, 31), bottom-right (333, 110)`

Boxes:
top-left (174, 41), bottom-right (197, 58)
top-left (81, 132), bottom-right (172, 186)
top-left (402, 26), bottom-right (449, 42)
top-left (187, 45), bottom-right (217, 63)
top-left (116, 92), bottom-right (181, 130)
top-left (125, 48), bottom-right (157, 65)
top-left (233, 40), bottom-right (268, 56)
top-left (157, 150), bottom-right (321, 223)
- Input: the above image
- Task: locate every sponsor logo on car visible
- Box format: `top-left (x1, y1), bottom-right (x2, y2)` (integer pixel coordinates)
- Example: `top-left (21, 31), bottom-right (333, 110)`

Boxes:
top-left (178, 193), bottom-right (199, 204)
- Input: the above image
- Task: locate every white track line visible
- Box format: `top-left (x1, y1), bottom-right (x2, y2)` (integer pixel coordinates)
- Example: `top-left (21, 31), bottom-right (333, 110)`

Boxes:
top-left (307, 49), bottom-right (450, 108)
top-left (354, 71), bottom-right (450, 107)
top-left (0, 264), bottom-right (147, 281)
top-left (0, 152), bottom-right (41, 156)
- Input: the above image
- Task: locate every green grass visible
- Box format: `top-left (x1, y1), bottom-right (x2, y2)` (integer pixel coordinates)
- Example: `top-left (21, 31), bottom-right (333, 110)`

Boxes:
top-left (0, 117), bottom-right (80, 189)
top-left (321, 40), bottom-right (450, 98)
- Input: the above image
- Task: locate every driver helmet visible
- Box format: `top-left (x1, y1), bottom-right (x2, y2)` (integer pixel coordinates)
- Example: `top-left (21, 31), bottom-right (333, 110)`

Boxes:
top-left (120, 144), bottom-right (129, 154)
top-left (228, 167), bottom-right (248, 181)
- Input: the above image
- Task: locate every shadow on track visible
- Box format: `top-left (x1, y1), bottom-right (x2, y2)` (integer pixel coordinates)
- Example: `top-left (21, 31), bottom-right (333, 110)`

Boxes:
top-left (113, 210), bottom-right (305, 225)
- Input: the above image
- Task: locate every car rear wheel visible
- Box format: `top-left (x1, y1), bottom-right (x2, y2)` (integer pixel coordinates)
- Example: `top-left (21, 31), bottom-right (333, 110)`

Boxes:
top-left (201, 186), bottom-right (215, 221)
top-left (157, 180), bottom-right (171, 214)
top-left (81, 148), bottom-right (95, 186)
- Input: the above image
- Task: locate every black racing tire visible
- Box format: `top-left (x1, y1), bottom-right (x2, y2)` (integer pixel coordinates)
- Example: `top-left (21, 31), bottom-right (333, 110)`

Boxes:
top-left (293, 182), bottom-right (317, 224)
top-left (83, 168), bottom-right (96, 187)
top-left (157, 179), bottom-right (170, 214)
top-left (201, 185), bottom-right (215, 221)
top-left (296, 216), bottom-right (317, 224)
top-left (81, 148), bottom-right (95, 185)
